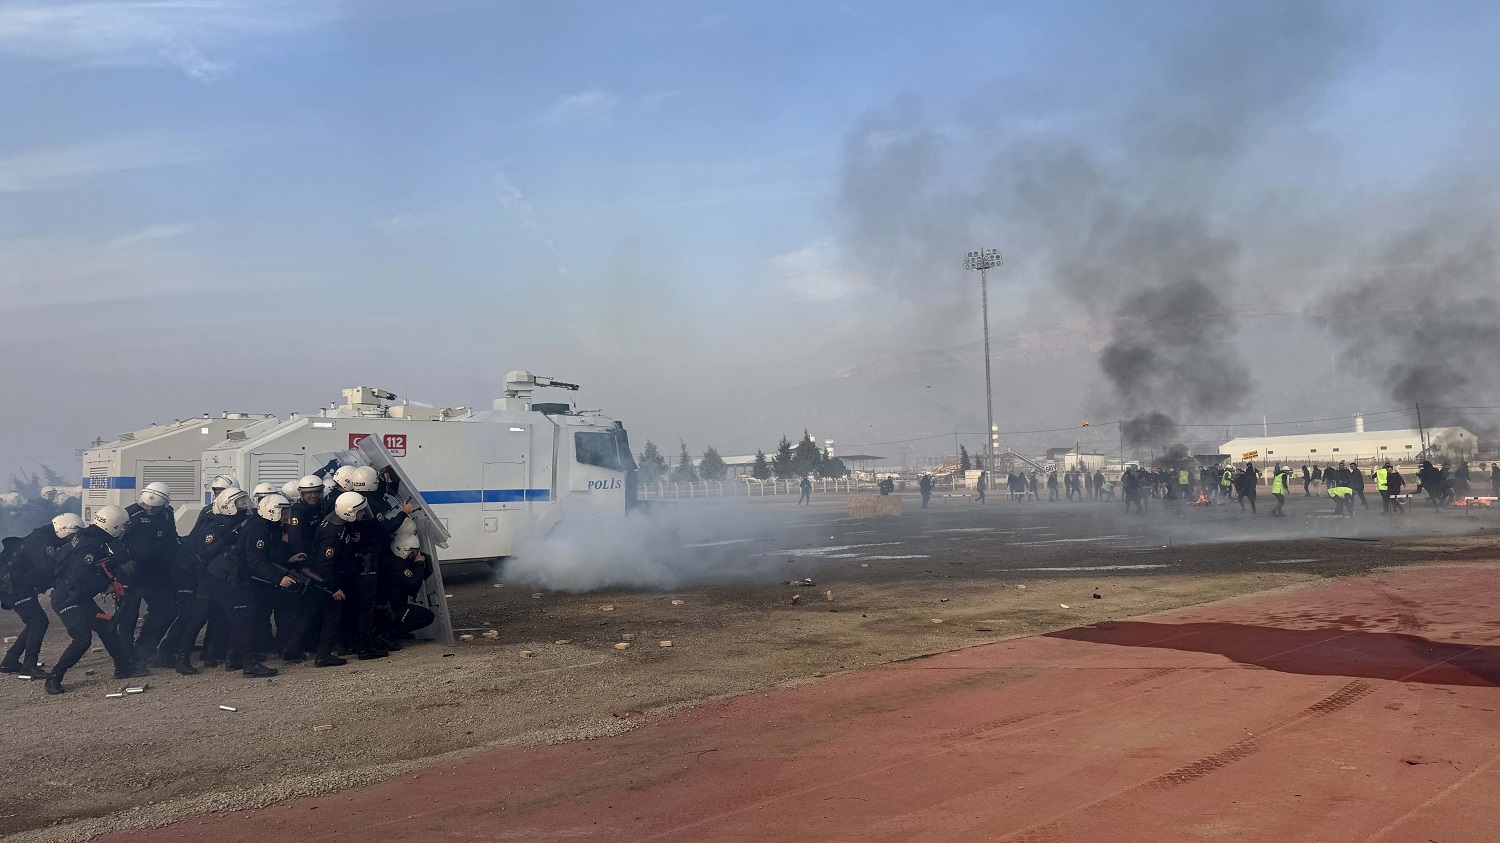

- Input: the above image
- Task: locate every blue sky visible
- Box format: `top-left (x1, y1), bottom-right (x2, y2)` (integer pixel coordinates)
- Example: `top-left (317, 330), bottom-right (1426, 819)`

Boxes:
top-left (2, 0), bottom-right (1499, 478)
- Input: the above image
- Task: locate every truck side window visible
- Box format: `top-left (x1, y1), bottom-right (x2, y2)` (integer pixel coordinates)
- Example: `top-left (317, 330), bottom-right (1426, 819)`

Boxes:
top-left (576, 432), bottom-right (620, 471)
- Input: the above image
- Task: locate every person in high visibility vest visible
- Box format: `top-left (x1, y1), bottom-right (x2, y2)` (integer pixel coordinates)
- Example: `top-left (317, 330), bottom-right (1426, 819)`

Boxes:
top-left (1270, 466), bottom-right (1291, 516)
top-left (1328, 482), bottom-right (1355, 517)
top-left (1375, 462), bottom-right (1392, 514)
top-left (1177, 467), bottom-right (1191, 501)
top-left (1220, 465), bottom-right (1234, 500)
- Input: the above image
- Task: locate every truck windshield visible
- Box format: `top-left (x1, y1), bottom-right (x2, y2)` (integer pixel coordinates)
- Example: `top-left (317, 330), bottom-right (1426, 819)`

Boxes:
top-left (575, 429), bottom-right (636, 472)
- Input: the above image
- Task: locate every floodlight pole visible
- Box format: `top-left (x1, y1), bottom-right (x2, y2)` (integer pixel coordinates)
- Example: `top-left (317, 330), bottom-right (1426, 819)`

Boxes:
top-left (965, 249), bottom-right (1003, 480)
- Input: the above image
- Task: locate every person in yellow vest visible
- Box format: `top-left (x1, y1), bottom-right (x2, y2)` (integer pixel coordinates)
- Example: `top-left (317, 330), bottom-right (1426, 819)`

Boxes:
top-left (1374, 462), bottom-right (1392, 514)
top-left (1328, 480), bottom-right (1355, 516)
top-left (1270, 466), bottom-right (1291, 516)
top-left (1177, 467), bottom-right (1191, 501)
top-left (1219, 464), bottom-right (1234, 500)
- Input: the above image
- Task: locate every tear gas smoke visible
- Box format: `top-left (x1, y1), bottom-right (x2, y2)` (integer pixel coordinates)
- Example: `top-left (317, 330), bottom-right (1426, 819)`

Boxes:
top-left (1321, 223), bottom-right (1500, 439)
top-left (499, 505), bottom-right (782, 592)
top-left (831, 1), bottom-right (1362, 447)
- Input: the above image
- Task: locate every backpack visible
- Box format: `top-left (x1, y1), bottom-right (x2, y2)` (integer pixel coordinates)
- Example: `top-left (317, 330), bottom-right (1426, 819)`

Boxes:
top-left (0, 535), bottom-right (26, 606)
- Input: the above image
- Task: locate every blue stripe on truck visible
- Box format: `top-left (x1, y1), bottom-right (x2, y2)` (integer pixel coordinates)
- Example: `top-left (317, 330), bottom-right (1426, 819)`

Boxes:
top-left (423, 489), bottom-right (552, 505)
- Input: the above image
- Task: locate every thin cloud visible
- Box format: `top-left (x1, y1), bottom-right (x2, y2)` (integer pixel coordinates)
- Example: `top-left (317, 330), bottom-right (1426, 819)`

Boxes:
top-left (0, 0), bottom-right (343, 81)
top-left (494, 169), bottom-right (565, 270)
top-left (108, 224), bottom-right (192, 249)
top-left (372, 212), bottom-right (434, 235)
top-left (771, 237), bottom-right (872, 302)
top-left (540, 88), bottom-right (617, 124)
top-left (0, 135), bottom-right (220, 192)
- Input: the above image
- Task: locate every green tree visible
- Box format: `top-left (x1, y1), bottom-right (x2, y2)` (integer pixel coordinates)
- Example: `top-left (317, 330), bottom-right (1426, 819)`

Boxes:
top-left (638, 441), bottom-right (668, 484)
top-left (698, 446), bottom-right (727, 481)
top-left (791, 430), bottom-right (821, 477)
top-left (817, 449), bottom-right (847, 478)
top-left (751, 449), bottom-right (772, 480)
top-left (670, 442), bottom-right (700, 483)
top-left (958, 445), bottom-right (971, 473)
top-left (771, 435), bottom-right (796, 479)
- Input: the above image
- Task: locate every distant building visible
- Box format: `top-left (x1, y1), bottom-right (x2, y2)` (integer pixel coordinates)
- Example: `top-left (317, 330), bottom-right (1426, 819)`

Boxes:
top-left (1220, 427), bottom-right (1478, 465)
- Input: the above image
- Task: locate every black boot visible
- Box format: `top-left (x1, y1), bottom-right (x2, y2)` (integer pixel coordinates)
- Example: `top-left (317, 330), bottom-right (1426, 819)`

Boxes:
top-left (314, 654), bottom-right (347, 667)
top-left (44, 675), bottom-right (65, 695)
top-left (356, 647), bottom-right (388, 660)
top-left (0, 661), bottom-right (21, 674)
top-left (281, 650), bottom-right (307, 664)
top-left (152, 650), bottom-right (177, 669)
top-left (114, 663), bottom-right (151, 680)
top-left (224, 658), bottom-right (244, 672)
top-left (241, 659), bottom-right (278, 678)
top-left (174, 654), bottom-right (199, 676)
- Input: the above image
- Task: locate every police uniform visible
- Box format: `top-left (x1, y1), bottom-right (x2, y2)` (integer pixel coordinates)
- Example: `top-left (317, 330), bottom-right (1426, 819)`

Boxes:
top-left (377, 546), bottom-right (436, 640)
top-left (242, 513), bottom-right (300, 660)
top-left (303, 513), bottom-right (358, 666)
top-left (117, 502), bottom-right (179, 660)
top-left (48, 526), bottom-right (141, 692)
top-left (168, 511), bottom-right (277, 676)
top-left (0, 526), bottom-right (68, 672)
top-left (338, 501), bottom-right (408, 658)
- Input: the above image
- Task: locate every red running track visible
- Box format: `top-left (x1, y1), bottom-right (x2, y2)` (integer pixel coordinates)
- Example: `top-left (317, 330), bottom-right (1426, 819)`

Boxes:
top-left (108, 562), bottom-right (1500, 842)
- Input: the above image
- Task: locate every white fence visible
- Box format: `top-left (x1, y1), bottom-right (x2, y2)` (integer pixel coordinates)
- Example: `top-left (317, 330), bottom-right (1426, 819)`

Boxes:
top-left (638, 477), bottom-right (862, 500)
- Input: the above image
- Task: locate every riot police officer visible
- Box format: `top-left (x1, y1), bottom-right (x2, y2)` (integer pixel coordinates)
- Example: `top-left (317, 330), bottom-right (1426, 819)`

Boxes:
top-left (46, 506), bottom-right (148, 694)
top-left (169, 488), bottom-right (277, 677)
top-left (118, 482), bottom-right (180, 663)
top-left (318, 489), bottom-right (413, 660)
top-left (1, 513), bottom-right (83, 674)
top-left (377, 532), bottom-right (436, 643)
top-left (243, 493), bottom-right (304, 660)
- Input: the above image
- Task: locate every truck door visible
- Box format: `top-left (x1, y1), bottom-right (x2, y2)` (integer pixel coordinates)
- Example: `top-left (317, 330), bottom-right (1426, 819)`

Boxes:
top-left (482, 459), bottom-right (528, 511)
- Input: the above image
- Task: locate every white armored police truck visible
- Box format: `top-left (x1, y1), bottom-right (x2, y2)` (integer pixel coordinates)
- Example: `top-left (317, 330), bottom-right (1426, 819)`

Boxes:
top-left (196, 372), bottom-right (639, 565)
top-left (79, 414), bottom-right (277, 532)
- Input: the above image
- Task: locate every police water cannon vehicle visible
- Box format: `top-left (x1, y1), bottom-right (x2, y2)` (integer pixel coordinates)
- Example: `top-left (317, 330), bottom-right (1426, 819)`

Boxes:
top-left (199, 372), bottom-right (639, 565)
top-left (80, 413), bottom-right (277, 531)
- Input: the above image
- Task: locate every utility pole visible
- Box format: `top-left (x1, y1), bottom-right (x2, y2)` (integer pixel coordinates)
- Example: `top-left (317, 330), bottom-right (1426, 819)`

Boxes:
top-left (1415, 403), bottom-right (1427, 459)
top-left (965, 249), bottom-right (1003, 481)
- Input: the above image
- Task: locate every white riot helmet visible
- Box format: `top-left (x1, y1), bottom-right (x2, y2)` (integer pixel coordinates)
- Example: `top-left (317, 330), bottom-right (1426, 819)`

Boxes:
top-left (332, 465), bottom-right (355, 491)
top-left (251, 482), bottom-right (279, 504)
top-left (257, 493), bottom-right (291, 522)
top-left (92, 505), bottom-right (130, 539)
top-left (210, 474), bottom-right (238, 495)
top-left (212, 488), bottom-right (249, 517)
top-left (52, 512), bottom-right (85, 539)
top-left (349, 465), bottom-right (380, 493)
top-left (322, 477), bottom-right (337, 497)
top-left (297, 475), bottom-right (323, 495)
top-left (281, 480), bottom-right (300, 501)
top-left (390, 533), bottom-right (420, 560)
top-left (139, 481), bottom-right (172, 509)
top-left (334, 491), bottom-right (370, 521)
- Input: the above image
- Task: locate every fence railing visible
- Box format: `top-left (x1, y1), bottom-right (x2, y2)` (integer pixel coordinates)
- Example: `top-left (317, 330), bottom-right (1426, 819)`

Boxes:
top-left (638, 477), bottom-right (862, 500)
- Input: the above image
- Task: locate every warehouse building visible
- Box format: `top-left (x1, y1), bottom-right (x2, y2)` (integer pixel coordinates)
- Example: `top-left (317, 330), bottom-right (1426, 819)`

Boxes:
top-left (1220, 425), bottom-right (1478, 465)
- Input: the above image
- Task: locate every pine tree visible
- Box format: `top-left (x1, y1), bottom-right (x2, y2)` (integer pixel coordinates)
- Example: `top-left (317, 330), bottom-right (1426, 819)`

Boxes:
top-left (958, 445), bottom-right (971, 473)
top-left (791, 430), bottom-right (821, 477)
top-left (638, 441), bottom-right (668, 484)
top-left (751, 449), bottom-right (772, 480)
top-left (817, 449), bottom-right (847, 478)
top-left (771, 435), bottom-right (796, 479)
top-left (670, 442), bottom-right (699, 483)
top-left (698, 446), bottom-right (727, 481)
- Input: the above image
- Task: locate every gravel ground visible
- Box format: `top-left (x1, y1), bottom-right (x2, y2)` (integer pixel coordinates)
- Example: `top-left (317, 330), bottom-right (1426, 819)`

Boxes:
top-left (3, 492), bottom-right (1496, 841)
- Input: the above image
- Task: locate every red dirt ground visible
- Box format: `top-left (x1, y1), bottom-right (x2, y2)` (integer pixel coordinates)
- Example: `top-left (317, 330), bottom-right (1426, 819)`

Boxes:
top-left (106, 561), bottom-right (1500, 842)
